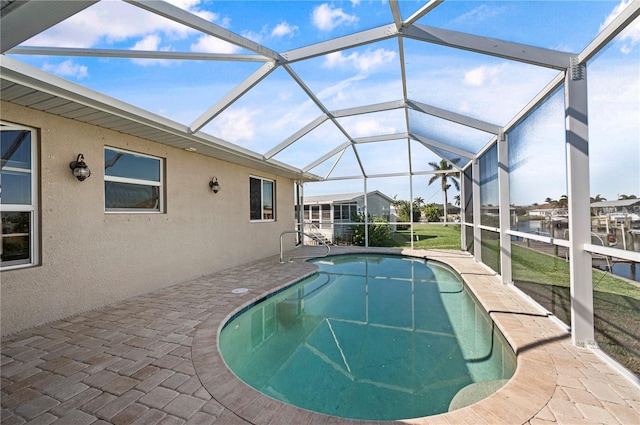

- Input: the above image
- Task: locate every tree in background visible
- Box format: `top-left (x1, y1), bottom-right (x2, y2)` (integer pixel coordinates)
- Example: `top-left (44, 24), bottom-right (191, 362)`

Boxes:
top-left (428, 159), bottom-right (460, 226)
top-left (392, 198), bottom-right (423, 229)
top-left (618, 194), bottom-right (638, 200)
top-left (424, 203), bottom-right (440, 222)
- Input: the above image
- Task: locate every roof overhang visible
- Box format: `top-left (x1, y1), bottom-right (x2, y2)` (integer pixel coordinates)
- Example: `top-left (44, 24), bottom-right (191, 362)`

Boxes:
top-left (0, 56), bottom-right (321, 182)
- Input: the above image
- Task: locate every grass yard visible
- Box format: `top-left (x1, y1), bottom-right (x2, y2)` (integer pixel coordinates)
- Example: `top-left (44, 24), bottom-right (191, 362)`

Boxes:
top-left (510, 243), bottom-right (640, 376)
top-left (379, 226), bottom-right (639, 376)
top-left (381, 223), bottom-right (462, 250)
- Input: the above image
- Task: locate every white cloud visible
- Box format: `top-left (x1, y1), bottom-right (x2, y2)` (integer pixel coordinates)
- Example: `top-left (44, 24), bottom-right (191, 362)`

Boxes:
top-left (211, 108), bottom-right (257, 144)
top-left (312, 4), bottom-right (358, 32)
top-left (463, 64), bottom-right (506, 87)
top-left (451, 4), bottom-right (507, 25)
top-left (130, 34), bottom-right (174, 66)
top-left (42, 60), bottom-right (88, 79)
top-left (600, 0), bottom-right (640, 54)
top-left (272, 22), bottom-right (299, 38)
top-left (324, 48), bottom-right (396, 73)
top-left (351, 119), bottom-right (396, 137)
top-left (23, 0), bottom-right (222, 49)
top-left (190, 35), bottom-right (240, 54)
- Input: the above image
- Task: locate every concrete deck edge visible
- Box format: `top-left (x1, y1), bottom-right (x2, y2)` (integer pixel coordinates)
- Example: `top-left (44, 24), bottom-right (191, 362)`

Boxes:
top-left (192, 247), bottom-right (566, 424)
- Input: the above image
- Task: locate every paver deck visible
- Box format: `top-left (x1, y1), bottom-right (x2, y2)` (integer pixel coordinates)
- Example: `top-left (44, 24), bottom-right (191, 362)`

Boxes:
top-left (2, 247), bottom-right (639, 424)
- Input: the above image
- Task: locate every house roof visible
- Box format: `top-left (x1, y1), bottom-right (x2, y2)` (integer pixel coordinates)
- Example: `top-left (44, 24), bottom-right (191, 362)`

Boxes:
top-left (304, 191), bottom-right (395, 205)
top-left (590, 199), bottom-right (640, 208)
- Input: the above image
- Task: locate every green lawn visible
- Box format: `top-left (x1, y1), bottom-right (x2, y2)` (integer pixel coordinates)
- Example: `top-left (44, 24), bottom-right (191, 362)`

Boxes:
top-left (510, 243), bottom-right (640, 375)
top-left (379, 228), bottom-right (640, 376)
top-left (380, 223), bottom-right (462, 249)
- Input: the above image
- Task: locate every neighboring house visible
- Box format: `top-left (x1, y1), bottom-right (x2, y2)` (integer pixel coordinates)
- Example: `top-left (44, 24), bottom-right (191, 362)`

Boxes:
top-left (528, 206), bottom-right (568, 219)
top-left (300, 191), bottom-right (395, 243)
top-left (590, 199), bottom-right (640, 229)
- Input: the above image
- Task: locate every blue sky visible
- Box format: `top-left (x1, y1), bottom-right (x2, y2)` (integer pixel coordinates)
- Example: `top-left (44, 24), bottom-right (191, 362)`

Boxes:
top-left (12, 0), bottom-right (639, 205)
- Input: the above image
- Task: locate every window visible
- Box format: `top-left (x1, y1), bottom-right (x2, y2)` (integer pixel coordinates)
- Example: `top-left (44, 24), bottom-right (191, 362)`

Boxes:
top-left (334, 204), bottom-right (357, 221)
top-left (250, 176), bottom-right (275, 221)
top-left (104, 147), bottom-right (163, 212)
top-left (1, 122), bottom-right (38, 269)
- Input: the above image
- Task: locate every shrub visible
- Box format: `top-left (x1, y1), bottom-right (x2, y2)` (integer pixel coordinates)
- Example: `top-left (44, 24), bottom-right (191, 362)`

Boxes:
top-left (425, 203), bottom-right (440, 222)
top-left (349, 212), bottom-right (392, 246)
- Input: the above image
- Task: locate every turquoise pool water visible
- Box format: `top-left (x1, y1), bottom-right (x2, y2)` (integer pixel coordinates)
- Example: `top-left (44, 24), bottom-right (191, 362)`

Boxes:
top-left (219, 254), bottom-right (516, 420)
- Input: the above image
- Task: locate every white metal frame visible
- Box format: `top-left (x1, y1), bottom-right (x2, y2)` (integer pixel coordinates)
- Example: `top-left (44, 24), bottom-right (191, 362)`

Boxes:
top-left (1, 0), bottom-right (638, 353)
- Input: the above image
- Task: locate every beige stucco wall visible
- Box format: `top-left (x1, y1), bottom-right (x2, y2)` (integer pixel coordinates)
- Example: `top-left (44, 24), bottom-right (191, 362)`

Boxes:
top-left (0, 102), bottom-right (297, 336)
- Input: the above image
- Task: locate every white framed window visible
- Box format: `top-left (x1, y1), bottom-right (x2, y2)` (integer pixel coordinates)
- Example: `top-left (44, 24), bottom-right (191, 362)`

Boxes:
top-left (250, 176), bottom-right (275, 221)
top-left (1, 122), bottom-right (39, 270)
top-left (104, 147), bottom-right (164, 213)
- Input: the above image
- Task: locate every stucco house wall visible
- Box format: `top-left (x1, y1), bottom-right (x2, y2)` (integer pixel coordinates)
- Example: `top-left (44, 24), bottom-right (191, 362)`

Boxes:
top-left (1, 102), bottom-right (296, 336)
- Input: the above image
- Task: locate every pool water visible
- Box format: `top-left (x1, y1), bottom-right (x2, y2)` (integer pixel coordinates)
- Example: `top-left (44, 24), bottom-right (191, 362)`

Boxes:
top-left (219, 254), bottom-right (516, 420)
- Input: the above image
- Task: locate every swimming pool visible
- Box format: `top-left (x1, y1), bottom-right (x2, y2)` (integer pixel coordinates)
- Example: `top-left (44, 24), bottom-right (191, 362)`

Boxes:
top-left (219, 254), bottom-right (516, 421)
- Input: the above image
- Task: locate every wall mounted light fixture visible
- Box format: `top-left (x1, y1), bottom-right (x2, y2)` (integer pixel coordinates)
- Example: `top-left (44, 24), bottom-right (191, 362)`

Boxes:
top-left (69, 154), bottom-right (91, 181)
top-left (209, 176), bottom-right (221, 193)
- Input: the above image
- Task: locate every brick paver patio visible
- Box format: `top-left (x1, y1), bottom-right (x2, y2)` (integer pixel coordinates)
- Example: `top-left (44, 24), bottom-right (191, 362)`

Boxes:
top-left (2, 247), bottom-right (639, 424)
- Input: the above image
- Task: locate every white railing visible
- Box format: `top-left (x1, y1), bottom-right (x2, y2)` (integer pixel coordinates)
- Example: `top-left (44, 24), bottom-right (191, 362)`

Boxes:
top-left (279, 230), bottom-right (330, 263)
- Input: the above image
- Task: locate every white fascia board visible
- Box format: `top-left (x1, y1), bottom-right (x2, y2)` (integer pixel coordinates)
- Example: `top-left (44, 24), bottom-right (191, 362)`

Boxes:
top-left (410, 132), bottom-right (475, 159)
top-left (1, 57), bottom-right (305, 179)
top-left (389, 0), bottom-right (403, 31)
top-left (408, 99), bottom-right (501, 134)
top-left (353, 133), bottom-right (409, 144)
top-left (330, 100), bottom-right (405, 118)
top-left (125, 0), bottom-right (282, 61)
top-left (264, 114), bottom-right (329, 159)
top-left (262, 157), bottom-right (318, 179)
top-left (1, 0), bottom-right (99, 53)
top-left (403, 24), bottom-right (573, 70)
top-left (8, 46), bottom-right (269, 62)
top-left (404, 0), bottom-right (444, 27)
top-left (302, 142), bottom-right (351, 172)
top-left (283, 24), bottom-right (398, 63)
top-left (578, 0), bottom-right (640, 64)
top-left (189, 62), bottom-right (277, 133)
top-left (0, 55), bottom-right (190, 134)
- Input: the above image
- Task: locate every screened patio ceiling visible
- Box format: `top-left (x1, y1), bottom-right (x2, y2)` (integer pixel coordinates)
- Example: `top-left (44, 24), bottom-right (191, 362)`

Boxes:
top-left (2, 0), bottom-right (637, 185)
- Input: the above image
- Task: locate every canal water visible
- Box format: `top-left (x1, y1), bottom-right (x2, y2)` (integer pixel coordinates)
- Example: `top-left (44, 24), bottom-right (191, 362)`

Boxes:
top-left (513, 219), bottom-right (639, 283)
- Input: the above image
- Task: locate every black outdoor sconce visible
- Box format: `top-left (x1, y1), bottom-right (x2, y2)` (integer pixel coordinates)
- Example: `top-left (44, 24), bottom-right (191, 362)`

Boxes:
top-left (69, 154), bottom-right (91, 181)
top-left (209, 176), bottom-right (221, 193)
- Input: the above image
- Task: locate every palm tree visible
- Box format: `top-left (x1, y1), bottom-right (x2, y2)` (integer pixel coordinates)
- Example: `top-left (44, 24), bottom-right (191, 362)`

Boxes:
top-left (428, 159), bottom-right (460, 226)
top-left (619, 194), bottom-right (638, 200)
top-left (557, 195), bottom-right (568, 209)
top-left (590, 194), bottom-right (607, 203)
